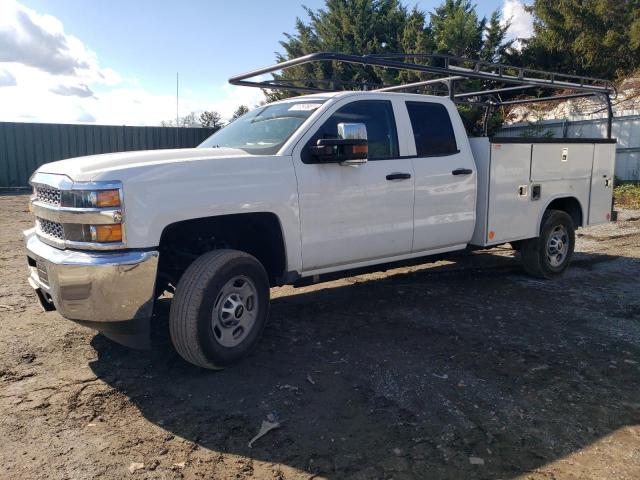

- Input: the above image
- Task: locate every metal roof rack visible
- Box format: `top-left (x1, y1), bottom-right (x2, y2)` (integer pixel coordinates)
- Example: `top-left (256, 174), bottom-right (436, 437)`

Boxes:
top-left (229, 52), bottom-right (616, 138)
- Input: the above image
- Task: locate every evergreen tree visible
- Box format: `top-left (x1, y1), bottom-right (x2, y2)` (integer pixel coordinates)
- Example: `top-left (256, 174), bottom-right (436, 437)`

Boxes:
top-left (199, 111), bottom-right (224, 131)
top-left (430, 0), bottom-right (483, 58)
top-left (230, 105), bottom-right (250, 121)
top-left (268, 0), bottom-right (513, 101)
top-left (521, 0), bottom-right (640, 79)
top-left (481, 11), bottom-right (512, 63)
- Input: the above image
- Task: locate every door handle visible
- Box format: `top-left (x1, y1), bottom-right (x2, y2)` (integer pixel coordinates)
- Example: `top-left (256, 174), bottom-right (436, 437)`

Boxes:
top-left (452, 168), bottom-right (473, 175)
top-left (386, 172), bottom-right (411, 181)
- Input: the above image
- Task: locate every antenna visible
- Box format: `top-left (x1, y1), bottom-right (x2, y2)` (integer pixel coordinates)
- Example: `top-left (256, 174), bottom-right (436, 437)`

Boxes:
top-left (176, 72), bottom-right (179, 127)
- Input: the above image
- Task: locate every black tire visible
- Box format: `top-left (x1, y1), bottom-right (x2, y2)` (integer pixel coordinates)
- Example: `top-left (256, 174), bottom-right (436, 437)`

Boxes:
top-left (169, 249), bottom-right (270, 369)
top-left (521, 210), bottom-right (575, 279)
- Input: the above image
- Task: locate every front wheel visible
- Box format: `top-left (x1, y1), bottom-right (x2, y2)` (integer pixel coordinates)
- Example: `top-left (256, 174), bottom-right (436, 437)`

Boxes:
top-left (521, 210), bottom-right (575, 279)
top-left (169, 249), bottom-right (270, 369)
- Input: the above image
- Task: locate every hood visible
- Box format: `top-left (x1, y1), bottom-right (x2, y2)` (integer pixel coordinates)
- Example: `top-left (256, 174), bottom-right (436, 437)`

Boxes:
top-left (37, 147), bottom-right (248, 181)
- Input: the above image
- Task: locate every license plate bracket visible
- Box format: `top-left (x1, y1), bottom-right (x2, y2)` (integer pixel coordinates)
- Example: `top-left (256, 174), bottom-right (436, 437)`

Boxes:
top-left (35, 261), bottom-right (50, 288)
top-left (34, 287), bottom-right (56, 312)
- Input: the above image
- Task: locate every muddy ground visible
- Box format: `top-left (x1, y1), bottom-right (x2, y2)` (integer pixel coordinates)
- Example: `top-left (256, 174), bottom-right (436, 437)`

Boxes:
top-left (1, 192), bottom-right (639, 480)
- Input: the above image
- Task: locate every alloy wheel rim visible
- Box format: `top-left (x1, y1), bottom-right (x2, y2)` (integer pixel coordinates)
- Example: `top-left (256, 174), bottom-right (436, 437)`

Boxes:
top-left (211, 275), bottom-right (258, 347)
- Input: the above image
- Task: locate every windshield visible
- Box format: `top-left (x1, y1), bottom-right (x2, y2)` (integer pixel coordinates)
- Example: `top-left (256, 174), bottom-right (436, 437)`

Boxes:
top-left (198, 100), bottom-right (326, 155)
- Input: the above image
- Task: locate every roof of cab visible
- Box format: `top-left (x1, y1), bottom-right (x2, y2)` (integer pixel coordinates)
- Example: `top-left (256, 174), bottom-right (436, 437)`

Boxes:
top-left (271, 90), bottom-right (447, 104)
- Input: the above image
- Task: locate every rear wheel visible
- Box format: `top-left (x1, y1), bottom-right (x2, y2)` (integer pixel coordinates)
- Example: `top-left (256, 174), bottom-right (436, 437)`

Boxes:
top-left (521, 210), bottom-right (575, 279)
top-left (169, 249), bottom-right (270, 369)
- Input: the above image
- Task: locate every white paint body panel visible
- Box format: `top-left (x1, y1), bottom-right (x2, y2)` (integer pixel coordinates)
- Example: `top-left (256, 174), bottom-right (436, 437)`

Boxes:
top-left (38, 148), bottom-right (305, 273)
top-left (470, 138), bottom-right (615, 247)
top-left (291, 95), bottom-right (416, 271)
top-left (531, 143), bottom-right (593, 182)
top-left (290, 93), bottom-right (478, 273)
top-left (487, 143), bottom-right (535, 244)
top-left (588, 143), bottom-right (616, 225)
top-left (469, 138), bottom-right (491, 245)
top-left (292, 158), bottom-right (415, 270)
top-left (409, 98), bottom-right (477, 252)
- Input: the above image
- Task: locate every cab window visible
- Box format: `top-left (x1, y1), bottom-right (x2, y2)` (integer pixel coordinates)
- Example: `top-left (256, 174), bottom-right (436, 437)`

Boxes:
top-left (305, 100), bottom-right (399, 161)
top-left (405, 101), bottom-right (458, 156)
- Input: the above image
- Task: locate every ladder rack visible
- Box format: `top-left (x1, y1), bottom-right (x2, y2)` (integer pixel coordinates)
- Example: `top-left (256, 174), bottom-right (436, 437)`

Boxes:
top-left (229, 52), bottom-right (616, 137)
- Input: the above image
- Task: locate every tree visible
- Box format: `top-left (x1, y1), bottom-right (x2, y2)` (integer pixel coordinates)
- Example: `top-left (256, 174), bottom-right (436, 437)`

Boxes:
top-left (429, 0), bottom-right (511, 61)
top-left (267, 0), bottom-right (426, 101)
top-left (520, 0), bottom-right (640, 79)
top-left (430, 0), bottom-right (483, 57)
top-left (268, 0), bottom-right (514, 102)
top-left (230, 105), bottom-right (249, 121)
top-left (178, 111), bottom-right (198, 128)
top-left (199, 111), bottom-right (224, 131)
top-left (481, 10), bottom-right (512, 62)
top-left (159, 111), bottom-right (201, 128)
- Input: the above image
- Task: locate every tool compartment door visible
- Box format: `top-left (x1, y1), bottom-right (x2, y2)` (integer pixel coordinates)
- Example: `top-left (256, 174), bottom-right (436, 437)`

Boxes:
top-left (588, 143), bottom-right (616, 225)
top-left (486, 143), bottom-right (535, 244)
top-left (530, 143), bottom-right (594, 182)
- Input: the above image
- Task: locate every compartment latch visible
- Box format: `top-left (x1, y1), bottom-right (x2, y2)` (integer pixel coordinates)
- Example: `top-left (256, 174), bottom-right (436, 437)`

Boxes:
top-left (531, 184), bottom-right (541, 200)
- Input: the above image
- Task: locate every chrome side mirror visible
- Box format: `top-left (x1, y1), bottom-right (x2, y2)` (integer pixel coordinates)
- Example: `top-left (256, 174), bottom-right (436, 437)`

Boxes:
top-left (338, 123), bottom-right (368, 166)
top-left (308, 122), bottom-right (369, 165)
top-left (338, 123), bottom-right (367, 141)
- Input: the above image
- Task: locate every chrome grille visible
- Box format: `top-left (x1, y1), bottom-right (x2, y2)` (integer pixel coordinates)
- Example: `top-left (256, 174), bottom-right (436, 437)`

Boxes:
top-left (37, 218), bottom-right (65, 240)
top-left (35, 185), bottom-right (62, 206)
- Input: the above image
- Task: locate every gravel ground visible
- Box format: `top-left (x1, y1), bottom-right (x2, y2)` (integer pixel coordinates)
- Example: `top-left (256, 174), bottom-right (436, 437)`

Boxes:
top-left (1, 192), bottom-right (639, 480)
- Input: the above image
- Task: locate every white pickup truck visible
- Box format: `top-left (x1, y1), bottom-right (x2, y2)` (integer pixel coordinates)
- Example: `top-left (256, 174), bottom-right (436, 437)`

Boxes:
top-left (25, 89), bottom-right (616, 369)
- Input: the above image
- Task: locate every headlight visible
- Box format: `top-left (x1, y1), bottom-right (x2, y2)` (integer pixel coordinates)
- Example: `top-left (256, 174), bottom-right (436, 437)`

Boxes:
top-left (62, 223), bottom-right (124, 243)
top-left (30, 173), bottom-right (125, 250)
top-left (61, 189), bottom-right (121, 208)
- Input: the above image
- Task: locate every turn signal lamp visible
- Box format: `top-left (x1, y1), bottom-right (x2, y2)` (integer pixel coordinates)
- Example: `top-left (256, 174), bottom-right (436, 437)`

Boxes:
top-left (91, 224), bottom-right (123, 243)
top-left (96, 190), bottom-right (121, 207)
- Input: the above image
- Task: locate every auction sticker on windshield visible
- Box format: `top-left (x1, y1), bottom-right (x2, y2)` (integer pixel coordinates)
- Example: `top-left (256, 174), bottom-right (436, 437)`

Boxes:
top-left (288, 103), bottom-right (322, 111)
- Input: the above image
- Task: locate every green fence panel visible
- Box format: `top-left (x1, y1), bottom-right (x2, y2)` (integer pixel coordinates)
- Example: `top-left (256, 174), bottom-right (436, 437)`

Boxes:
top-left (0, 122), bottom-right (214, 187)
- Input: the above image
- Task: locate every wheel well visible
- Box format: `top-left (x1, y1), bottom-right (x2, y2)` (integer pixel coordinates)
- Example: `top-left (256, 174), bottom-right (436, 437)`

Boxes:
top-left (545, 197), bottom-right (583, 228)
top-left (157, 213), bottom-right (287, 292)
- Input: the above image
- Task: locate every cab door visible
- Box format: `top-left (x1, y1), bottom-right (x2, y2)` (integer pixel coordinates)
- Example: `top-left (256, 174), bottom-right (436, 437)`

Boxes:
top-left (292, 98), bottom-right (415, 272)
top-left (404, 100), bottom-right (477, 251)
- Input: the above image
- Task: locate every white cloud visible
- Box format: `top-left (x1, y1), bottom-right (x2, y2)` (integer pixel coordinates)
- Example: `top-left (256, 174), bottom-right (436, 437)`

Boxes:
top-left (49, 83), bottom-right (95, 98)
top-left (0, 68), bottom-right (16, 86)
top-left (0, 0), bottom-right (118, 83)
top-left (211, 81), bottom-right (266, 121)
top-left (501, 0), bottom-right (534, 49)
top-left (0, 0), bottom-right (265, 126)
top-left (77, 110), bottom-right (96, 123)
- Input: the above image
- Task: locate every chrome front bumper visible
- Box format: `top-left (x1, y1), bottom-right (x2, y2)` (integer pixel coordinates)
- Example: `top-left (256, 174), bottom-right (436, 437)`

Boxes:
top-left (24, 228), bottom-right (159, 324)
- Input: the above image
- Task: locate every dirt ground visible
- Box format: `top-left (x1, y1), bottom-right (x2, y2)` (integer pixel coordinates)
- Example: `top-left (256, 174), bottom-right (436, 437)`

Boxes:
top-left (1, 192), bottom-right (639, 480)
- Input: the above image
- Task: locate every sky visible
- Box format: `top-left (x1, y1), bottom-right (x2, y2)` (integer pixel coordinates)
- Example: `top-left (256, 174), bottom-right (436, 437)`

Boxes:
top-left (0, 0), bottom-right (533, 126)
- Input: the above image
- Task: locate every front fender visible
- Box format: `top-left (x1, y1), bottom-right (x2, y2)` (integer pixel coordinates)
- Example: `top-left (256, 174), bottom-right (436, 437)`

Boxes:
top-left (102, 155), bottom-right (303, 273)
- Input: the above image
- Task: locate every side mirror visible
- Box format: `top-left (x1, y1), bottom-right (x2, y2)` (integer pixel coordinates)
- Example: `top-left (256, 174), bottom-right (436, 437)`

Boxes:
top-left (309, 122), bottom-right (368, 165)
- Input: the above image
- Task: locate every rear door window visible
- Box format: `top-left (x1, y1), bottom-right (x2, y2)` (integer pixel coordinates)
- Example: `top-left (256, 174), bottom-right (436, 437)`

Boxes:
top-left (405, 101), bottom-right (458, 156)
